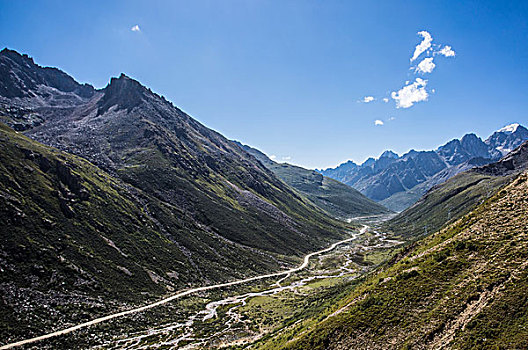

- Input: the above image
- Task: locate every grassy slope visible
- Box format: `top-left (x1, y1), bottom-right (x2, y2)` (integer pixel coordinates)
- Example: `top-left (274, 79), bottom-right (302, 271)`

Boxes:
top-left (259, 171), bottom-right (528, 350)
top-left (378, 182), bottom-right (427, 213)
top-left (0, 123), bottom-right (351, 344)
top-left (384, 171), bottom-right (512, 239)
top-left (239, 143), bottom-right (390, 218)
top-left (272, 163), bottom-right (390, 218)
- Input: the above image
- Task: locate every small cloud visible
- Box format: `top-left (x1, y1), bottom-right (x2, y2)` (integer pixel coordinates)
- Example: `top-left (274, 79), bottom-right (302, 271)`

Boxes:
top-left (281, 156), bottom-right (292, 161)
top-left (411, 31), bottom-right (433, 62)
top-left (388, 116), bottom-right (396, 121)
top-left (437, 45), bottom-right (455, 57)
top-left (374, 120), bottom-right (384, 126)
top-left (391, 78), bottom-right (429, 108)
top-left (269, 155), bottom-right (277, 161)
top-left (362, 96), bottom-right (375, 103)
top-left (131, 25), bottom-right (140, 32)
top-left (415, 57), bottom-right (436, 74)
top-left (383, 98), bottom-right (389, 103)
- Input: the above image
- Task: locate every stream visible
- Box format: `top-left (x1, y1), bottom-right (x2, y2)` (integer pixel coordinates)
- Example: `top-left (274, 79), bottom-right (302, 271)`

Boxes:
top-left (102, 222), bottom-right (402, 349)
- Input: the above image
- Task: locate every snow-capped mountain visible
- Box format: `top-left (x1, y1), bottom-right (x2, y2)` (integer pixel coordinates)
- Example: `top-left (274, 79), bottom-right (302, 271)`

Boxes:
top-left (320, 123), bottom-right (528, 211)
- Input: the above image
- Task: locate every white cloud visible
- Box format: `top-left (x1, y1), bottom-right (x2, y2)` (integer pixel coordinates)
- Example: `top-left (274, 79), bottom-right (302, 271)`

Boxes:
top-left (281, 156), bottom-right (292, 161)
top-left (437, 45), bottom-right (455, 57)
top-left (415, 57), bottom-right (436, 74)
top-left (358, 31), bottom-right (453, 109)
top-left (269, 155), bottom-right (277, 161)
top-left (131, 25), bottom-right (140, 32)
top-left (374, 120), bottom-right (384, 126)
top-left (388, 116), bottom-right (396, 121)
top-left (391, 78), bottom-right (429, 108)
top-left (411, 31), bottom-right (433, 62)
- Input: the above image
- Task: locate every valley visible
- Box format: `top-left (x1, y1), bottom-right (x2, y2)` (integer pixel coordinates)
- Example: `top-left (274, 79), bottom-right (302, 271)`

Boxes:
top-left (265, 169), bottom-right (528, 350)
top-left (0, 218), bottom-right (403, 349)
top-left (1, 45), bottom-right (527, 350)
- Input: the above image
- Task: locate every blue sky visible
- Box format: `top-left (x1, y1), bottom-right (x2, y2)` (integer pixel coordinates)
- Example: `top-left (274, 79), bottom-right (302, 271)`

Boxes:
top-left (1, 0), bottom-right (527, 169)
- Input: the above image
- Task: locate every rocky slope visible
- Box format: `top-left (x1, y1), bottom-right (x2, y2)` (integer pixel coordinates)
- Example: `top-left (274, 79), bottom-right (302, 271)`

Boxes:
top-left (237, 142), bottom-right (391, 218)
top-left (0, 48), bottom-right (348, 256)
top-left (261, 168), bottom-right (528, 350)
top-left (320, 125), bottom-right (528, 212)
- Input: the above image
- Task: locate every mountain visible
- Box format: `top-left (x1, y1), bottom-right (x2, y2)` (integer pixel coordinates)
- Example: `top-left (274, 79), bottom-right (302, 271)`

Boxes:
top-left (486, 123), bottom-right (528, 156)
top-left (236, 142), bottom-right (391, 218)
top-left (0, 49), bottom-right (352, 342)
top-left (0, 48), bottom-right (347, 254)
top-left (260, 167), bottom-right (528, 350)
top-left (385, 140), bottom-right (528, 239)
top-left (320, 125), bottom-right (528, 211)
top-left (0, 122), bottom-right (306, 341)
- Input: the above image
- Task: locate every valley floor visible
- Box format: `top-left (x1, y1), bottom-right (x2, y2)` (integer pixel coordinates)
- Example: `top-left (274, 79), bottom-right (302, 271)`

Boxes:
top-left (1, 219), bottom-right (404, 349)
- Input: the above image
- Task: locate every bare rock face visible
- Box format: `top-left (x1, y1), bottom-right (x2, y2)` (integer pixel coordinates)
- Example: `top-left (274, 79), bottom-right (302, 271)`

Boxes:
top-left (0, 48), bottom-right (95, 100)
top-left (96, 73), bottom-right (148, 114)
top-left (475, 140), bottom-right (528, 176)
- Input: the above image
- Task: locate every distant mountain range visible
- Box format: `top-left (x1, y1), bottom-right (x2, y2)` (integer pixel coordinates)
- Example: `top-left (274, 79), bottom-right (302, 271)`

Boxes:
top-left (386, 139), bottom-right (528, 238)
top-left (319, 124), bottom-right (528, 211)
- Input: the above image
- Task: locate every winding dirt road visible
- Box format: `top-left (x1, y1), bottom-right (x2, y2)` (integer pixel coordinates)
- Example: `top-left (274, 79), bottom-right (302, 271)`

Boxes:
top-left (0, 226), bottom-right (368, 350)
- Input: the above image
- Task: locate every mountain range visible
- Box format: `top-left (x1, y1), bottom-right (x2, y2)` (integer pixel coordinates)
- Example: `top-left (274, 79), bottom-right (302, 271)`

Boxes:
top-left (319, 124), bottom-right (528, 212)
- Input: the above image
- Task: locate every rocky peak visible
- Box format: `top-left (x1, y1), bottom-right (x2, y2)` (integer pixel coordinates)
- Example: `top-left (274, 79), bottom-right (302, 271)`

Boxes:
top-left (460, 133), bottom-right (489, 158)
top-left (0, 47), bottom-right (95, 99)
top-left (342, 160), bottom-right (359, 169)
top-left (436, 139), bottom-right (463, 165)
top-left (380, 150), bottom-right (399, 159)
top-left (362, 157), bottom-right (376, 168)
top-left (460, 133), bottom-right (480, 144)
top-left (486, 123), bottom-right (528, 156)
top-left (0, 48), bottom-right (36, 67)
top-left (97, 73), bottom-right (151, 114)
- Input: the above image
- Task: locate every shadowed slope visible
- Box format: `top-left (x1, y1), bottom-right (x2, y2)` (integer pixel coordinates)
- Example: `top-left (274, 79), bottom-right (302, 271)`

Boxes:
top-left (238, 142), bottom-right (390, 218)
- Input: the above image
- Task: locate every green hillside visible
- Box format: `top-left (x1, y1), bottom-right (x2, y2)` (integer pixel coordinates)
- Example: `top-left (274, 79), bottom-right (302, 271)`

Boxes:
top-left (238, 142), bottom-right (390, 218)
top-left (0, 123), bottom-right (351, 344)
top-left (260, 170), bottom-right (528, 349)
